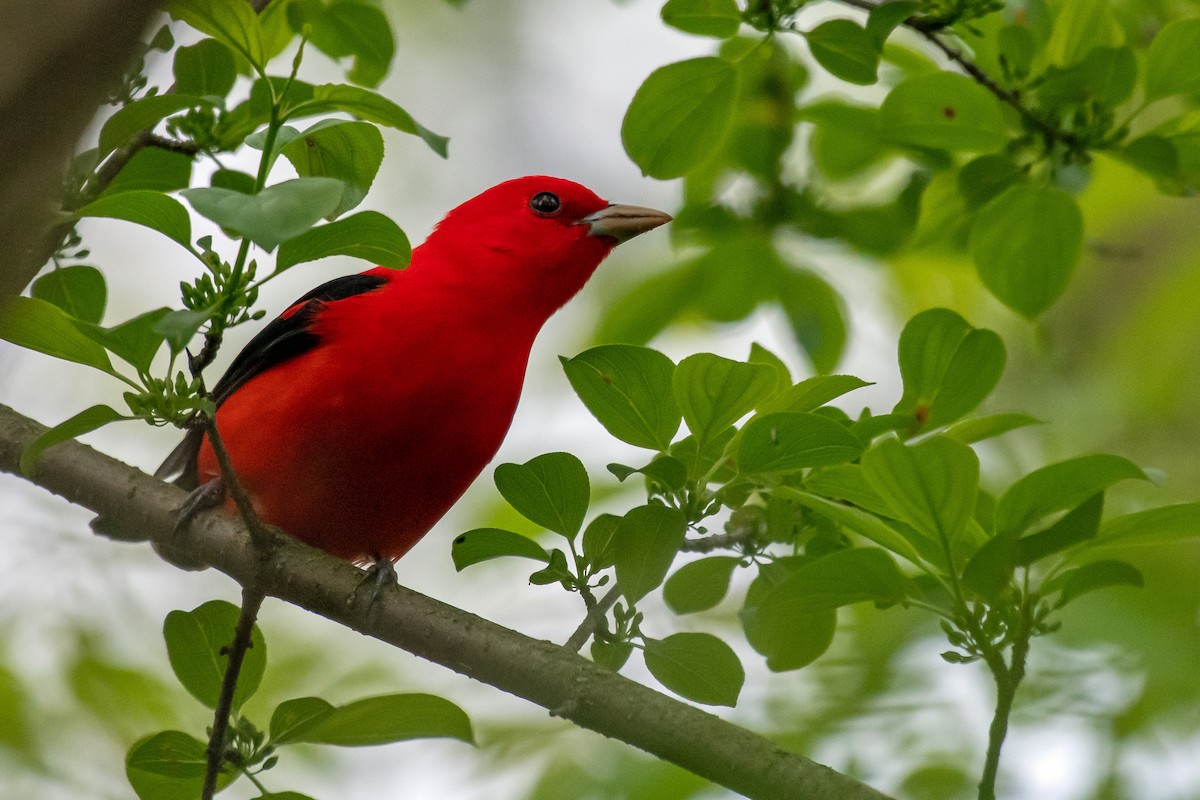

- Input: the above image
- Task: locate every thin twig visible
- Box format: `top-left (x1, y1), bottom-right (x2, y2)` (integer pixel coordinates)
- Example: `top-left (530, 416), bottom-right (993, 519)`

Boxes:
top-left (833, 0), bottom-right (1078, 150)
top-left (201, 586), bottom-right (265, 800)
top-left (203, 417), bottom-right (274, 552)
top-left (681, 530), bottom-right (753, 553)
top-left (565, 585), bottom-right (621, 652)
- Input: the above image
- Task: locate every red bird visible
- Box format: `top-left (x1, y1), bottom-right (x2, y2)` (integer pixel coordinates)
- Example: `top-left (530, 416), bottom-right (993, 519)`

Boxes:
top-left (158, 176), bottom-right (670, 562)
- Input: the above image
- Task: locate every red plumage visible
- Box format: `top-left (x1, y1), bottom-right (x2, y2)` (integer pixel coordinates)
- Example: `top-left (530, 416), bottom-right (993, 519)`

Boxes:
top-left (174, 176), bottom-right (669, 561)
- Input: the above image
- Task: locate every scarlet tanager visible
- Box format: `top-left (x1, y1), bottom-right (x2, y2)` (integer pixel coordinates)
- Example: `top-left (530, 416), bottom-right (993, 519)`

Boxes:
top-left (158, 176), bottom-right (670, 563)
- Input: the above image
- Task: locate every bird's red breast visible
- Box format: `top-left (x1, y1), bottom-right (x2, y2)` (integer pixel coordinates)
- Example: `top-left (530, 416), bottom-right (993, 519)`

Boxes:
top-left (187, 176), bottom-right (670, 561)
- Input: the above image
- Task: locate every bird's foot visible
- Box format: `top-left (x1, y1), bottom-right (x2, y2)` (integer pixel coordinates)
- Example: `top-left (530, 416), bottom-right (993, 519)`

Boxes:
top-left (174, 478), bottom-right (227, 532)
top-left (347, 554), bottom-right (397, 615)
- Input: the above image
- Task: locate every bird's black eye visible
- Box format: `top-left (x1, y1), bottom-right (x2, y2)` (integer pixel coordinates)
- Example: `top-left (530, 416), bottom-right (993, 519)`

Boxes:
top-left (529, 191), bottom-right (562, 216)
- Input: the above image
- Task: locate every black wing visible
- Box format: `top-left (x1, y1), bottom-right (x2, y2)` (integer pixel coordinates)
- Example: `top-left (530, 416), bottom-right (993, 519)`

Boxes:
top-left (155, 273), bottom-right (388, 487)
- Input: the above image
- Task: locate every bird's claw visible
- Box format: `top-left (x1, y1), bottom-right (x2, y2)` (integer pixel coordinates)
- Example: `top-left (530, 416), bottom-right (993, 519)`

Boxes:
top-left (347, 555), bottom-right (397, 614)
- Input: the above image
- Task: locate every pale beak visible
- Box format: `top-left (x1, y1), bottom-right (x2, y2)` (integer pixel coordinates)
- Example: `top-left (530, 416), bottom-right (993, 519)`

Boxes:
top-left (580, 203), bottom-right (672, 244)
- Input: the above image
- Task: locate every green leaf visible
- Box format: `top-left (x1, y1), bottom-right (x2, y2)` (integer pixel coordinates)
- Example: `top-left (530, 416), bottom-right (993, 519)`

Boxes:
top-left (211, 167), bottom-right (257, 194)
top-left (608, 456), bottom-right (688, 492)
top-left (673, 353), bottom-right (777, 446)
top-left (300, 1), bottom-right (395, 87)
top-left (961, 530), bottom-right (1018, 600)
top-left (1016, 493), bottom-right (1104, 565)
top-left (269, 696), bottom-right (334, 745)
top-left (943, 413), bottom-right (1041, 444)
top-left (970, 185), bottom-right (1083, 318)
top-left (745, 549), bottom-right (907, 671)
top-left (182, 177), bottom-right (345, 251)
top-left (879, 71), bottom-right (1007, 152)
top-left (20, 405), bottom-right (127, 475)
top-left (1056, 560), bottom-right (1143, 606)
top-left (126, 730), bottom-right (226, 800)
top-left (894, 308), bottom-right (1005, 428)
top-left (757, 375), bottom-right (871, 416)
top-left (493, 452), bottom-right (589, 539)
top-left (778, 488), bottom-right (925, 567)
top-left (866, 1), bottom-right (917, 49)
top-left (529, 549), bottom-right (573, 587)
top-left (661, 0), bottom-right (740, 38)
top-left (803, 101), bottom-right (890, 180)
top-left (582, 514), bottom-right (621, 571)
top-left (1038, 47), bottom-right (1136, 107)
top-left (275, 211), bottom-right (410, 272)
top-left (622, 57), bottom-right (737, 179)
top-left (663, 556), bottom-right (740, 614)
top-left (290, 84), bottom-right (448, 157)
top-left (173, 38), bottom-right (237, 98)
top-left (591, 639), bottom-right (634, 671)
top-left (0, 296), bottom-right (116, 375)
top-left (862, 436), bottom-right (980, 559)
top-left (155, 308), bottom-right (212, 356)
top-left (31, 265), bottom-right (106, 324)
top-left (996, 454), bottom-right (1145, 537)
top-left (1086, 503), bottom-right (1200, 551)
top-left (162, 599), bottom-right (266, 710)
top-left (804, 19), bottom-right (879, 86)
top-left (737, 412), bottom-right (864, 475)
top-left (748, 342), bottom-right (791, 388)
top-left (451, 528), bottom-right (550, 571)
top-left (957, 154), bottom-right (1023, 209)
top-left (101, 147), bottom-right (194, 196)
top-left (1044, 0), bottom-right (1123, 68)
top-left (613, 504), bottom-right (687, 604)
top-left (1145, 19), bottom-right (1200, 100)
top-left (280, 120), bottom-right (384, 219)
top-left (283, 693), bottom-right (473, 746)
top-left (126, 730), bottom-right (207, 778)
top-left (779, 269), bottom-right (847, 374)
top-left (643, 633), bottom-right (744, 707)
top-left (167, 0), bottom-right (266, 68)
top-left (98, 94), bottom-right (210, 154)
top-left (671, 426), bottom-right (736, 482)
top-left (561, 345), bottom-right (681, 450)
top-left (79, 190), bottom-right (193, 250)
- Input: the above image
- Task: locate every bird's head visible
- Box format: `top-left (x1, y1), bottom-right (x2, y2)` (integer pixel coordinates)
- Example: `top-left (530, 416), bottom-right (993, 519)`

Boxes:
top-left (421, 176), bottom-right (671, 319)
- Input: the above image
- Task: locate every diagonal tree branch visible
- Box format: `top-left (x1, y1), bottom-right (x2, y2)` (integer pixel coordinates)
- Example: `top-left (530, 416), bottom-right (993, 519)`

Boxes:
top-left (0, 402), bottom-right (894, 800)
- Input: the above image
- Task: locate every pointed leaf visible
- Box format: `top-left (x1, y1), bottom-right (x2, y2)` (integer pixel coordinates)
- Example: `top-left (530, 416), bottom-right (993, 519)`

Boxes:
top-left (613, 504), bottom-right (687, 604)
top-left (284, 693), bottom-right (473, 746)
top-left (996, 454), bottom-right (1145, 536)
top-left (644, 633), bottom-right (744, 706)
top-left (182, 178), bottom-right (345, 251)
top-left (622, 57), bottom-right (737, 179)
top-left (779, 488), bottom-right (925, 566)
top-left (1016, 493), bottom-right (1104, 565)
top-left (269, 697), bottom-right (334, 745)
top-left (561, 345), bottom-right (680, 450)
top-left (280, 120), bottom-right (384, 219)
top-left (805, 19), bottom-right (879, 85)
top-left (661, 0), bottom-right (741, 38)
top-left (79, 190), bottom-right (193, 249)
top-left (494, 452), bottom-right (589, 539)
top-left (862, 436), bottom-right (980, 557)
top-left (290, 84), bottom-right (448, 157)
top-left (737, 412), bottom-right (863, 474)
top-left (663, 556), bottom-right (740, 614)
top-left (167, 0), bottom-right (266, 68)
top-left (970, 186), bottom-right (1083, 318)
top-left (0, 296), bottom-right (116, 375)
top-left (1086, 503), bottom-right (1200, 551)
top-left (162, 599), bottom-right (265, 710)
top-left (275, 211), bottom-right (410, 272)
top-left (31, 265), bottom-right (107, 324)
top-left (880, 71), bottom-right (1007, 152)
top-left (20, 405), bottom-right (127, 475)
top-left (1057, 560), bottom-right (1143, 606)
top-left (451, 528), bottom-right (550, 571)
top-left (673, 353), bottom-right (777, 445)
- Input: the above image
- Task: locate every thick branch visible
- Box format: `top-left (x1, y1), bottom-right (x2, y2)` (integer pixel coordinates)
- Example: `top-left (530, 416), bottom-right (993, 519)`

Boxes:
top-left (0, 403), bottom-right (893, 800)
